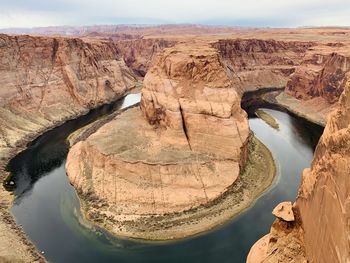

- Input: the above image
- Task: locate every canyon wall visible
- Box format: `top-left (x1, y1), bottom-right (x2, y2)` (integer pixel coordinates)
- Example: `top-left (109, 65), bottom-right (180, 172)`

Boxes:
top-left (247, 59), bottom-right (350, 263)
top-left (286, 51), bottom-right (350, 103)
top-left (115, 38), bottom-right (176, 76)
top-left (296, 77), bottom-right (350, 263)
top-left (66, 40), bottom-right (252, 238)
top-left (141, 41), bottom-right (249, 160)
top-left (0, 34), bottom-right (137, 166)
top-left (213, 39), bottom-right (312, 94)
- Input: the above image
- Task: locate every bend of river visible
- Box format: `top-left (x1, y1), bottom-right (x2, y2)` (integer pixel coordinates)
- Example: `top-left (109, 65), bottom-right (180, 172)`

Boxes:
top-left (7, 93), bottom-right (322, 263)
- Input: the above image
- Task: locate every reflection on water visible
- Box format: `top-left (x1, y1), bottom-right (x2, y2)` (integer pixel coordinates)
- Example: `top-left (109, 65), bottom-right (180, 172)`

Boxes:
top-left (9, 103), bottom-right (322, 263)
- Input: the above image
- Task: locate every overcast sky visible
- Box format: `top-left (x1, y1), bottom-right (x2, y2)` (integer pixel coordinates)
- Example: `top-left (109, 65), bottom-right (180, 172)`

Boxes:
top-left (0, 0), bottom-right (349, 28)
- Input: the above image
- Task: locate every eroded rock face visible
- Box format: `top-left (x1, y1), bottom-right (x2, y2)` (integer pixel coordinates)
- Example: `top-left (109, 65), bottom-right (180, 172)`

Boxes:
top-left (0, 34), bottom-right (137, 163)
top-left (66, 41), bottom-right (250, 237)
top-left (115, 38), bottom-right (176, 76)
top-left (247, 72), bottom-right (350, 263)
top-left (213, 39), bottom-right (313, 94)
top-left (296, 77), bottom-right (350, 263)
top-left (286, 52), bottom-right (350, 104)
top-left (141, 41), bottom-right (249, 161)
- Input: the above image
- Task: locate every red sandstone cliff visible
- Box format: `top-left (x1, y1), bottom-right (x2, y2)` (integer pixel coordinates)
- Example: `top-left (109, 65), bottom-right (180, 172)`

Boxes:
top-left (115, 38), bottom-right (176, 76)
top-left (0, 34), bottom-right (137, 164)
top-left (296, 76), bottom-right (350, 262)
top-left (286, 52), bottom-right (350, 104)
top-left (247, 62), bottom-right (350, 263)
top-left (141, 41), bottom-right (249, 159)
top-left (214, 39), bottom-right (312, 94)
top-left (65, 40), bottom-right (251, 239)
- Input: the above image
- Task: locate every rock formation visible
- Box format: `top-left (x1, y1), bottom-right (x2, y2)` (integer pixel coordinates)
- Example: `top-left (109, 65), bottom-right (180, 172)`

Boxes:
top-left (286, 52), bottom-right (350, 103)
top-left (66, 40), bottom-right (251, 238)
top-left (115, 38), bottom-right (176, 76)
top-left (272, 202), bottom-right (294, 222)
top-left (273, 46), bottom-right (350, 126)
top-left (297, 76), bottom-right (350, 263)
top-left (214, 39), bottom-right (312, 94)
top-left (247, 68), bottom-right (350, 263)
top-left (0, 34), bottom-right (137, 166)
top-left (66, 37), bottom-right (350, 240)
top-left (140, 41), bottom-right (250, 160)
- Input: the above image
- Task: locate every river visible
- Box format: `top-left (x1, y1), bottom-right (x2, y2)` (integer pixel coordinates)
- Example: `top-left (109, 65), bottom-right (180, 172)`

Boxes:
top-left (7, 93), bottom-right (322, 263)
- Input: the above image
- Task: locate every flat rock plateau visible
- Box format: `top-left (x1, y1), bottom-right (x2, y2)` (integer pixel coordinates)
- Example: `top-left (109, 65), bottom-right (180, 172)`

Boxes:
top-left (1, 25), bottom-right (350, 261)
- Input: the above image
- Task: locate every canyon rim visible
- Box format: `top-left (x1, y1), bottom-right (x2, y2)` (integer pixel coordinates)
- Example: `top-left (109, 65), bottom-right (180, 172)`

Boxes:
top-left (0, 22), bottom-right (349, 263)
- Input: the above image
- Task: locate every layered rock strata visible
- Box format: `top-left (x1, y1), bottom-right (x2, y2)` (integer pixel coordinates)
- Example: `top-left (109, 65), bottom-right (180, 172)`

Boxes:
top-left (280, 49), bottom-right (350, 125)
top-left (214, 39), bottom-right (313, 94)
top-left (286, 52), bottom-right (350, 103)
top-left (296, 77), bottom-right (350, 263)
top-left (115, 38), bottom-right (176, 76)
top-left (247, 73), bottom-right (350, 263)
top-left (0, 34), bottom-right (137, 166)
top-left (66, 41), bottom-right (251, 238)
top-left (66, 38), bottom-right (349, 240)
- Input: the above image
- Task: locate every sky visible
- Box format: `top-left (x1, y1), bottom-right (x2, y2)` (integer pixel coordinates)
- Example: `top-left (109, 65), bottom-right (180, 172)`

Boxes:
top-left (0, 0), bottom-right (350, 28)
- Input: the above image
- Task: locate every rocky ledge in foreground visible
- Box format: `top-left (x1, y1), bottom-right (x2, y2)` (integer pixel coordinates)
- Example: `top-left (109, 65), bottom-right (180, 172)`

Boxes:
top-left (66, 41), bottom-right (278, 239)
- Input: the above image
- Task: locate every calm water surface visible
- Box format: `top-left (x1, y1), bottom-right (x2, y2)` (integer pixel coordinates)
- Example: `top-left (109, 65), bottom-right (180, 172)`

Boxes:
top-left (8, 96), bottom-right (322, 263)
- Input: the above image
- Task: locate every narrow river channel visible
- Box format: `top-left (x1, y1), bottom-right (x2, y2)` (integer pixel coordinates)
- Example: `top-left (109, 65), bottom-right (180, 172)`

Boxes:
top-left (7, 93), bottom-right (322, 263)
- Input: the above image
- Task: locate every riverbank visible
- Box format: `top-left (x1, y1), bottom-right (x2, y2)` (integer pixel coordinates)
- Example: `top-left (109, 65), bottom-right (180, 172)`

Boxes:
top-left (0, 86), bottom-right (141, 262)
top-left (274, 92), bottom-right (333, 127)
top-left (261, 90), bottom-right (333, 127)
top-left (242, 87), bottom-right (334, 128)
top-left (0, 184), bottom-right (45, 262)
top-left (73, 134), bottom-right (276, 240)
top-left (0, 87), bottom-right (323, 260)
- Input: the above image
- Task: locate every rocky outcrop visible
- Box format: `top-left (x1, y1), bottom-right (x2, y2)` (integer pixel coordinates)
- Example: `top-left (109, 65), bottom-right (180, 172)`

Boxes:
top-left (286, 52), bottom-right (350, 104)
top-left (0, 34), bottom-right (137, 166)
top-left (66, 40), bottom-right (251, 239)
top-left (272, 47), bottom-right (350, 126)
top-left (247, 71), bottom-right (350, 263)
top-left (141, 41), bottom-right (249, 160)
top-left (296, 76), bottom-right (350, 263)
top-left (0, 33), bottom-right (138, 263)
top-left (213, 39), bottom-right (313, 94)
top-left (272, 202), bottom-right (295, 222)
top-left (115, 38), bottom-right (176, 76)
